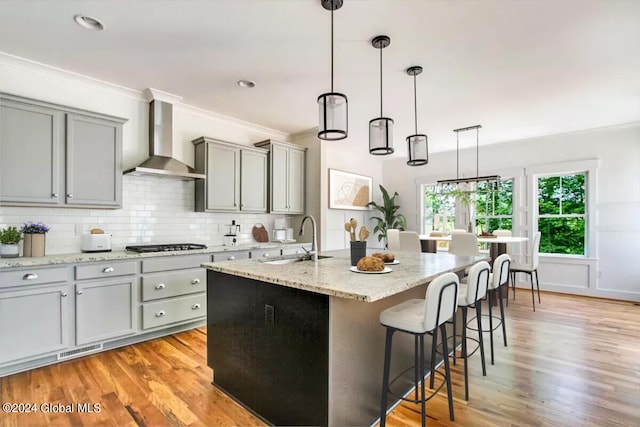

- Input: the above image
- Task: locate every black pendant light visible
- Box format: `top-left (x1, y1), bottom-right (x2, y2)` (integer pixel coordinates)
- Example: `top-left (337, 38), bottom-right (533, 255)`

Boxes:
top-left (369, 35), bottom-right (394, 155)
top-left (317, 0), bottom-right (348, 141)
top-left (406, 66), bottom-right (428, 166)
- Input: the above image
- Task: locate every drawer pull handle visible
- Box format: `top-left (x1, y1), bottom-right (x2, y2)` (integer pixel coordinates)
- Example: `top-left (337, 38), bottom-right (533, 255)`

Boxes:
top-left (61, 292), bottom-right (68, 297)
top-left (23, 273), bottom-right (38, 280)
top-left (156, 311), bottom-right (166, 317)
top-left (296, 250), bottom-right (302, 254)
top-left (228, 256), bottom-right (235, 261)
top-left (77, 290), bottom-right (84, 295)
top-left (192, 304), bottom-right (201, 310)
top-left (102, 266), bottom-right (114, 273)
top-left (263, 253), bottom-right (270, 257)
top-left (155, 283), bottom-right (166, 290)
top-left (52, 193), bottom-right (59, 198)
top-left (67, 193), bottom-right (73, 198)
top-left (191, 278), bottom-right (200, 285)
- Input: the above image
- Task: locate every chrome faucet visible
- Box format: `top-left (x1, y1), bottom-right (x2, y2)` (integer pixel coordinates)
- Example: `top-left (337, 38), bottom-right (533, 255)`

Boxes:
top-left (299, 215), bottom-right (318, 261)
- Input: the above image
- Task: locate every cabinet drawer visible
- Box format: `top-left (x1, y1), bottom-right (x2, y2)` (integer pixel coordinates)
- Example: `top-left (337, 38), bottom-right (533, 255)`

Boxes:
top-left (142, 293), bottom-right (206, 330)
top-left (75, 261), bottom-right (136, 280)
top-left (141, 269), bottom-right (206, 302)
top-left (211, 251), bottom-right (250, 262)
top-left (0, 266), bottom-right (67, 288)
top-left (251, 248), bottom-right (280, 259)
top-left (142, 255), bottom-right (210, 273)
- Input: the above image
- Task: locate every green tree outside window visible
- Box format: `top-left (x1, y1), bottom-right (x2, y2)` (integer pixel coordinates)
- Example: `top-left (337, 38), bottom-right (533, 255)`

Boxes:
top-left (537, 173), bottom-right (586, 255)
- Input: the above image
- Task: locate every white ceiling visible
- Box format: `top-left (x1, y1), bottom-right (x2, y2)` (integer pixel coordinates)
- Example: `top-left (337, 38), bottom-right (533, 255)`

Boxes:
top-left (1, 0), bottom-right (639, 157)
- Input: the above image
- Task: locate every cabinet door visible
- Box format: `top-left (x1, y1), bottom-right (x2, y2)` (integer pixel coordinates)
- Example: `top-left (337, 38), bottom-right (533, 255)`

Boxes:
top-left (207, 143), bottom-right (240, 211)
top-left (66, 113), bottom-right (122, 207)
top-left (0, 98), bottom-right (64, 205)
top-left (240, 149), bottom-right (267, 212)
top-left (0, 285), bottom-right (69, 363)
top-left (271, 144), bottom-right (289, 213)
top-left (75, 278), bottom-right (136, 346)
top-left (288, 148), bottom-right (305, 214)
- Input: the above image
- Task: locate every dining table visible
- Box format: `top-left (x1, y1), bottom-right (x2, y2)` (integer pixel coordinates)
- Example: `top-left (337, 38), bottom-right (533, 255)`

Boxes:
top-left (419, 233), bottom-right (528, 263)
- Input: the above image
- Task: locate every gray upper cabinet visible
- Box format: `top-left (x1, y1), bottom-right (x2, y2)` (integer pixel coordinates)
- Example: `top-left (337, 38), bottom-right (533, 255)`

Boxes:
top-left (0, 93), bottom-right (126, 208)
top-left (66, 113), bottom-right (123, 207)
top-left (255, 139), bottom-right (306, 214)
top-left (240, 149), bottom-right (268, 212)
top-left (0, 97), bottom-right (64, 205)
top-left (193, 137), bottom-right (267, 213)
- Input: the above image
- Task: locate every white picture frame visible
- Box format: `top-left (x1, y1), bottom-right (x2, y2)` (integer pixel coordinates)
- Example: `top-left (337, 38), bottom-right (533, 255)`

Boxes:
top-left (328, 169), bottom-right (372, 210)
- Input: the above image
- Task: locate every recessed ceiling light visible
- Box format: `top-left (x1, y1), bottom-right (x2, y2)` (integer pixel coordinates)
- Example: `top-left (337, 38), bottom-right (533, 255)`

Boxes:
top-left (74, 14), bottom-right (104, 31)
top-left (237, 80), bottom-right (256, 89)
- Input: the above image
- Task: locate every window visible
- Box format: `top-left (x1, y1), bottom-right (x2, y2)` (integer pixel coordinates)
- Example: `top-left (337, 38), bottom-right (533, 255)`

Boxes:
top-left (475, 179), bottom-right (513, 233)
top-left (537, 173), bottom-right (586, 255)
top-left (423, 185), bottom-right (455, 232)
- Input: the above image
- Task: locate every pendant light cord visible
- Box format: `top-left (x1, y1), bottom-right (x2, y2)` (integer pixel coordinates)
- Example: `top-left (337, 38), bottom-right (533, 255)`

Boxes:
top-left (379, 46), bottom-right (383, 117)
top-left (413, 73), bottom-right (418, 135)
top-left (456, 130), bottom-right (460, 180)
top-left (330, 5), bottom-right (334, 92)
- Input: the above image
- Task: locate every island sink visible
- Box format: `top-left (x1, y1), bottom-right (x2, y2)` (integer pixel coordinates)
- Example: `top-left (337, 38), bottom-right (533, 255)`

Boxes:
top-left (259, 254), bottom-right (332, 265)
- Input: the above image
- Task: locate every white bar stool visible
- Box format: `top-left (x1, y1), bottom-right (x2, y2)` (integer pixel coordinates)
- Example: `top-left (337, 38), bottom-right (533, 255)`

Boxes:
top-left (379, 272), bottom-right (459, 427)
top-left (487, 253), bottom-right (510, 364)
top-left (452, 261), bottom-right (490, 401)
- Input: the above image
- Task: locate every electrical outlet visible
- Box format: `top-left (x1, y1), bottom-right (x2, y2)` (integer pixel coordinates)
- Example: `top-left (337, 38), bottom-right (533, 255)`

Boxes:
top-left (75, 224), bottom-right (88, 236)
top-left (596, 271), bottom-right (603, 279)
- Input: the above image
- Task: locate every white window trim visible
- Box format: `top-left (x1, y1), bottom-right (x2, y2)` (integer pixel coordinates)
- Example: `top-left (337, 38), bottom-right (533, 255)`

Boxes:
top-left (526, 159), bottom-right (599, 258)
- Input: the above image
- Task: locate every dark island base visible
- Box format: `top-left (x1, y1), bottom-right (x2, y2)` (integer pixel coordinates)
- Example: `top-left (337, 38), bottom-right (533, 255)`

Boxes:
top-left (207, 270), bottom-right (463, 426)
top-left (207, 271), bottom-right (329, 426)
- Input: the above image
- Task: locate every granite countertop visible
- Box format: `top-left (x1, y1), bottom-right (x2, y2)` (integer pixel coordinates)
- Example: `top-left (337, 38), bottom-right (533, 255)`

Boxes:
top-left (203, 249), bottom-right (487, 303)
top-left (0, 241), bottom-right (311, 269)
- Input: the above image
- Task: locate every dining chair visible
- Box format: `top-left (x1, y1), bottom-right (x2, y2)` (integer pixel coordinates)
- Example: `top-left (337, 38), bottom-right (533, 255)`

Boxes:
top-left (387, 229), bottom-right (401, 251)
top-left (449, 232), bottom-right (479, 256)
top-left (450, 229), bottom-right (467, 234)
top-left (399, 231), bottom-right (422, 252)
top-left (510, 232), bottom-right (541, 311)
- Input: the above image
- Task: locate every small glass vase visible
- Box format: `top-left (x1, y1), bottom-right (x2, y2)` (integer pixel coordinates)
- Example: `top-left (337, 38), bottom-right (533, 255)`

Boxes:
top-left (23, 233), bottom-right (46, 257)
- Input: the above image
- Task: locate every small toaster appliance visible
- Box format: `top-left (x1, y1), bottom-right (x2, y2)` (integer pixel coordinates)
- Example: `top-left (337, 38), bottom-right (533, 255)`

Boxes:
top-left (81, 233), bottom-right (112, 253)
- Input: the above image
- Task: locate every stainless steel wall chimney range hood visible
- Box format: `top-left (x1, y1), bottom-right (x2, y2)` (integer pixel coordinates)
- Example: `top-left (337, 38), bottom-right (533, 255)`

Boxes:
top-left (124, 97), bottom-right (205, 180)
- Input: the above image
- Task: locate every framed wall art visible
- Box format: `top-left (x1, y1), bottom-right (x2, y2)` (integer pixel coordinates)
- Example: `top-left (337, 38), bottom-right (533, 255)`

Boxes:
top-left (328, 169), bottom-right (372, 210)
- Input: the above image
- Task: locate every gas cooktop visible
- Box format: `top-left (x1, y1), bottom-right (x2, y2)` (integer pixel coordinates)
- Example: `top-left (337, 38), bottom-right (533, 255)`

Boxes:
top-left (125, 243), bottom-right (207, 253)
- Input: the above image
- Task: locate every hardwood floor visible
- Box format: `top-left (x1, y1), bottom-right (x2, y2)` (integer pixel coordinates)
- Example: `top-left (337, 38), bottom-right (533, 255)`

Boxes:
top-left (1, 289), bottom-right (639, 427)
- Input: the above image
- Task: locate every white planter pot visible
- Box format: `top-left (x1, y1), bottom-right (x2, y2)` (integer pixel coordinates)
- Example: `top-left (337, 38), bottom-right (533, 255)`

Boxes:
top-left (0, 243), bottom-right (20, 258)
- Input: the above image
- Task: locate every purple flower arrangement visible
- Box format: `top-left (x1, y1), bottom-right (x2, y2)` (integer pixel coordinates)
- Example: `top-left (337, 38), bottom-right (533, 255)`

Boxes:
top-left (20, 221), bottom-right (50, 234)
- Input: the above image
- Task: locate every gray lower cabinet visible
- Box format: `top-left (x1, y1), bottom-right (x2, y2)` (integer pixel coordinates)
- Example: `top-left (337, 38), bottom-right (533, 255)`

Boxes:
top-left (140, 255), bottom-right (209, 330)
top-left (0, 284), bottom-right (70, 363)
top-left (75, 277), bottom-right (136, 346)
top-left (0, 93), bottom-right (126, 208)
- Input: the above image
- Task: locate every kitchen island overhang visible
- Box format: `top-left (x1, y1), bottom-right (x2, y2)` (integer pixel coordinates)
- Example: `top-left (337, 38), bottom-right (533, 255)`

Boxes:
top-left (203, 250), bottom-right (486, 426)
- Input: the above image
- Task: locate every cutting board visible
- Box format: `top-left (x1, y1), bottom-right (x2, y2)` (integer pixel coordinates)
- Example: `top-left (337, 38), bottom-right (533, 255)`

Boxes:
top-left (252, 224), bottom-right (269, 242)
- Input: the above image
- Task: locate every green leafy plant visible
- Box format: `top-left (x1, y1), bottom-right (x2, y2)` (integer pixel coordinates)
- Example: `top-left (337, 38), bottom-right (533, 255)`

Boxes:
top-left (0, 226), bottom-right (23, 244)
top-left (367, 185), bottom-right (407, 246)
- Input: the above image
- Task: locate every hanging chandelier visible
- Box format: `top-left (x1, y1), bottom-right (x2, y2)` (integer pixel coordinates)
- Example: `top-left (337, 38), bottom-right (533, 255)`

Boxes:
top-left (369, 35), bottom-right (394, 155)
top-left (436, 125), bottom-right (500, 186)
top-left (317, 0), bottom-right (348, 141)
top-left (406, 66), bottom-right (428, 166)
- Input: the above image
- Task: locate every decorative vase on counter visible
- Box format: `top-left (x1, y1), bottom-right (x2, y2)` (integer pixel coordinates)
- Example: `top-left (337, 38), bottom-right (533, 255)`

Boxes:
top-left (350, 241), bottom-right (367, 266)
top-left (23, 233), bottom-right (46, 257)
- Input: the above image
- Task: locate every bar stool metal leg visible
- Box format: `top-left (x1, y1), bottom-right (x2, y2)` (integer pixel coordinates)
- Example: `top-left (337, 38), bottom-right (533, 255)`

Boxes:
top-left (475, 302), bottom-right (487, 377)
top-left (462, 306), bottom-right (469, 401)
top-left (439, 323), bottom-right (454, 422)
top-left (498, 285), bottom-right (507, 346)
top-left (380, 327), bottom-right (394, 427)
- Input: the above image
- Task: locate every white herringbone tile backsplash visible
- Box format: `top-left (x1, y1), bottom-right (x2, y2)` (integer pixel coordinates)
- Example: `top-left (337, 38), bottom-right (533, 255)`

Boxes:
top-left (0, 176), bottom-right (292, 255)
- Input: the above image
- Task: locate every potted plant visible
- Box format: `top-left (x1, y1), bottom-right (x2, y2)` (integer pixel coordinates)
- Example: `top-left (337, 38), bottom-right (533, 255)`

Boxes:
top-left (0, 226), bottom-right (23, 258)
top-left (368, 185), bottom-right (407, 248)
top-left (20, 221), bottom-right (50, 257)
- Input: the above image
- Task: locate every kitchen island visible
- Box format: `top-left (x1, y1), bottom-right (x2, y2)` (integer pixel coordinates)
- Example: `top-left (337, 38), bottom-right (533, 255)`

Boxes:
top-left (203, 249), bottom-right (486, 426)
